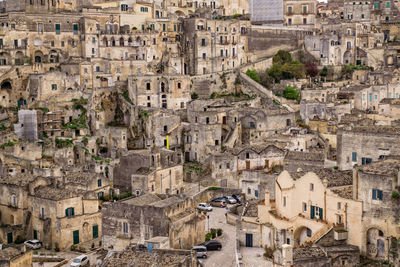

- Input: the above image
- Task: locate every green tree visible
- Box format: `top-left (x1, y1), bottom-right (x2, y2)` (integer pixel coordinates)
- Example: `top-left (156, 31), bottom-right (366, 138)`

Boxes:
top-left (267, 63), bottom-right (283, 82)
top-left (283, 86), bottom-right (300, 101)
top-left (273, 50), bottom-right (292, 65)
top-left (246, 69), bottom-right (261, 83)
top-left (320, 66), bottom-right (328, 77)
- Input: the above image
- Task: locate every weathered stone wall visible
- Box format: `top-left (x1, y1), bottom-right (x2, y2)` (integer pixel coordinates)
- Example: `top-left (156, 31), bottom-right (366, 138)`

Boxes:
top-left (337, 130), bottom-right (400, 170)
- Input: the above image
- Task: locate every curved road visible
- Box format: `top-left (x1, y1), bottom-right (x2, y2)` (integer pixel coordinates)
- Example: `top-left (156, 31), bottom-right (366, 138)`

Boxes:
top-left (203, 207), bottom-right (236, 267)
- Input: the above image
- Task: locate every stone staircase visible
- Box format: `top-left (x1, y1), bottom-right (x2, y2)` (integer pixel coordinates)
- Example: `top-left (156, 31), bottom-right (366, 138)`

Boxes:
top-left (307, 225), bottom-right (333, 244)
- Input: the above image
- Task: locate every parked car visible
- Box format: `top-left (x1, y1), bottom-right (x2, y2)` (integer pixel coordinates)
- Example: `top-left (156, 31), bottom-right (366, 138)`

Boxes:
top-left (24, 240), bottom-right (42, 249)
top-left (201, 240), bottom-right (222, 251)
top-left (70, 255), bottom-right (89, 267)
top-left (210, 199), bottom-right (227, 208)
top-left (197, 203), bottom-right (213, 212)
top-left (231, 194), bottom-right (241, 204)
top-left (224, 196), bottom-right (237, 204)
top-left (192, 245), bottom-right (208, 258)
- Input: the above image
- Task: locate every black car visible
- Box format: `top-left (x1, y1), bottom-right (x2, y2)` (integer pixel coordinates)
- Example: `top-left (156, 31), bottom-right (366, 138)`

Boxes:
top-left (202, 240), bottom-right (222, 251)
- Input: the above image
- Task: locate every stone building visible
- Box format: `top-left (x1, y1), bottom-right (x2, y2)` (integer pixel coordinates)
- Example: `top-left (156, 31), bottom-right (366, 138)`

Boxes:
top-left (0, 245), bottom-right (33, 267)
top-left (240, 106), bottom-right (295, 145)
top-left (353, 159), bottom-right (400, 261)
top-left (182, 17), bottom-right (250, 75)
top-left (113, 148), bottom-right (184, 195)
top-left (128, 75), bottom-right (191, 110)
top-left (283, 0), bottom-right (317, 26)
top-left (337, 126), bottom-right (400, 170)
top-left (102, 194), bottom-right (205, 251)
top-left (101, 244), bottom-right (197, 267)
top-left (256, 169), bottom-right (363, 253)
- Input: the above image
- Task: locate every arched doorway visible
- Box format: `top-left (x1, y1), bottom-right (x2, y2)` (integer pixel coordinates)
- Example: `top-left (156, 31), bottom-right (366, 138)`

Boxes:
top-left (34, 51), bottom-right (44, 63)
top-left (366, 228), bottom-right (386, 259)
top-left (1, 80), bottom-right (11, 90)
top-left (15, 51), bottom-right (24, 65)
top-left (119, 37), bottom-right (124, 46)
top-left (343, 51), bottom-right (352, 65)
top-left (294, 226), bottom-right (312, 246)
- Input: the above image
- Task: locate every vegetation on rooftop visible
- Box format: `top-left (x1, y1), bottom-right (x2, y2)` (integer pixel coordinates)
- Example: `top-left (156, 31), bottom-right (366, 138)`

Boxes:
top-left (63, 98), bottom-right (88, 130)
top-left (55, 138), bottom-right (73, 148)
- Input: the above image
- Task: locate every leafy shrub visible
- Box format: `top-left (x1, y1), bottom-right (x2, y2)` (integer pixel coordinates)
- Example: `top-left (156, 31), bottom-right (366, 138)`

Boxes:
top-left (392, 191), bottom-right (400, 199)
top-left (283, 86), bottom-right (300, 101)
top-left (246, 69), bottom-right (261, 83)
top-left (191, 92), bottom-right (198, 100)
top-left (205, 233), bottom-right (212, 241)
top-left (217, 228), bottom-right (223, 236)
top-left (210, 228), bottom-right (217, 239)
top-left (14, 236), bottom-right (25, 244)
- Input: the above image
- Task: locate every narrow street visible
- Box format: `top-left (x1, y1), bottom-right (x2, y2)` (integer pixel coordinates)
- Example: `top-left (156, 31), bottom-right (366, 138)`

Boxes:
top-left (202, 206), bottom-right (236, 267)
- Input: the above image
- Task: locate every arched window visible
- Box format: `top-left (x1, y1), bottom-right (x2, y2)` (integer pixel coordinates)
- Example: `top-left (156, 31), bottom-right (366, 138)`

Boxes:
top-left (161, 82), bottom-right (165, 92)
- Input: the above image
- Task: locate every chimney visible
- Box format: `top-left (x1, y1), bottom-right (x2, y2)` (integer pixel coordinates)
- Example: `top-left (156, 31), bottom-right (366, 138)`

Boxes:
top-left (282, 244), bottom-right (293, 266)
top-left (264, 190), bottom-right (271, 209)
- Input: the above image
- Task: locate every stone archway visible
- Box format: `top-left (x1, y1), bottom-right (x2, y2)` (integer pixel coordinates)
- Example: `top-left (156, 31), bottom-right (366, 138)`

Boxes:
top-left (15, 51), bottom-right (24, 65)
top-left (82, 222), bottom-right (90, 241)
top-left (34, 50), bottom-right (44, 63)
top-left (366, 227), bottom-right (386, 259)
top-left (1, 80), bottom-right (11, 90)
top-left (294, 226), bottom-right (312, 246)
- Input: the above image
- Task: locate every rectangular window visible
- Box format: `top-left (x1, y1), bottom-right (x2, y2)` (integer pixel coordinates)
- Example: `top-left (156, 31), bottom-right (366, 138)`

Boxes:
top-left (92, 225), bottom-right (99, 238)
top-left (123, 222), bottom-right (129, 233)
top-left (372, 189), bottom-right (383, 200)
top-left (302, 5), bottom-right (308, 14)
top-left (337, 202), bottom-right (341, 210)
top-left (375, 95), bottom-right (378, 100)
top-left (202, 53), bottom-right (206, 59)
top-left (302, 202), bottom-right (307, 212)
top-left (201, 38), bottom-right (206, 46)
top-left (55, 24), bottom-right (60, 35)
top-left (163, 24), bottom-right (166, 32)
top-left (51, 84), bottom-right (57, 91)
top-left (73, 24), bottom-right (78, 34)
top-left (337, 215), bottom-right (342, 224)
top-left (389, 93), bottom-right (392, 98)
top-left (220, 49), bottom-right (223, 57)
top-left (283, 196), bottom-right (286, 207)
top-left (352, 152), bottom-right (357, 162)
top-left (386, 1), bottom-right (390, 7)
top-left (369, 93), bottom-right (372, 102)
top-left (38, 23), bottom-right (43, 34)
top-left (310, 183), bottom-right (314, 191)
top-left (374, 1), bottom-right (379, 8)
top-left (97, 179), bottom-right (102, 187)
top-left (397, 93), bottom-right (399, 98)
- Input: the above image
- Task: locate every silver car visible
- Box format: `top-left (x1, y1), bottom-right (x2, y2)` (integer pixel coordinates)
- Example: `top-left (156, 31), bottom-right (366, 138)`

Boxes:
top-left (24, 240), bottom-right (42, 249)
top-left (192, 245), bottom-right (207, 258)
top-left (197, 203), bottom-right (213, 212)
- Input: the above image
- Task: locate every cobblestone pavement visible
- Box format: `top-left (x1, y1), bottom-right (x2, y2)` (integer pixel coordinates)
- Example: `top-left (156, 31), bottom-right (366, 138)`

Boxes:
top-left (202, 206), bottom-right (236, 267)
